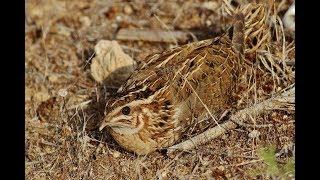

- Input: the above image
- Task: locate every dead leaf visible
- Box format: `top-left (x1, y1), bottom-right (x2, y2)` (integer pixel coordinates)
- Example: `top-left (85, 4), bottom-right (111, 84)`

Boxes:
top-left (36, 97), bottom-right (59, 122)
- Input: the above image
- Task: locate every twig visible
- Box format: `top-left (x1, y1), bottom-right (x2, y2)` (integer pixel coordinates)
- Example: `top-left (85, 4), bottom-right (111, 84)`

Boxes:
top-left (231, 119), bottom-right (274, 128)
top-left (167, 86), bottom-right (295, 154)
top-left (229, 159), bottom-right (263, 168)
top-left (116, 29), bottom-right (190, 43)
top-left (153, 14), bottom-right (178, 46)
top-left (167, 120), bottom-right (236, 154)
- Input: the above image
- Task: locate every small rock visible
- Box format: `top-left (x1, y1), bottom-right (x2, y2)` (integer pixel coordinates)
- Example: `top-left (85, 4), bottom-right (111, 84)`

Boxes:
top-left (115, 15), bottom-right (122, 22)
top-left (111, 23), bottom-right (118, 29)
top-left (90, 40), bottom-right (136, 86)
top-left (79, 16), bottom-right (91, 27)
top-left (123, 5), bottom-right (133, 15)
top-left (206, 20), bottom-right (212, 26)
top-left (248, 130), bottom-right (260, 139)
top-left (111, 150), bottom-right (121, 158)
top-left (58, 88), bottom-right (68, 98)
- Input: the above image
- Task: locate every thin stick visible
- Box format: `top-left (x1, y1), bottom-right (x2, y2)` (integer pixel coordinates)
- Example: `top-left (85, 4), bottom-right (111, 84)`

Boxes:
top-left (153, 14), bottom-right (178, 46)
top-left (116, 29), bottom-right (189, 43)
top-left (167, 86), bottom-right (294, 154)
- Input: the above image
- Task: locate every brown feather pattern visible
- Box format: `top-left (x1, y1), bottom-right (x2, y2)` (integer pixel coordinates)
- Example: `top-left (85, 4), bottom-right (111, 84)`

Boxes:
top-left (100, 12), bottom-right (247, 154)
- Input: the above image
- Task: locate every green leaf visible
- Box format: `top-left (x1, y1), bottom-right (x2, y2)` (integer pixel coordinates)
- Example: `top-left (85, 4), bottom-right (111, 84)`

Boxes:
top-left (257, 145), bottom-right (280, 175)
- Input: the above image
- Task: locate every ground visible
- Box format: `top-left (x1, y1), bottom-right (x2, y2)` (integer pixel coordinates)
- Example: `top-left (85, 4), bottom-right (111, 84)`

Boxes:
top-left (25, 0), bottom-right (295, 179)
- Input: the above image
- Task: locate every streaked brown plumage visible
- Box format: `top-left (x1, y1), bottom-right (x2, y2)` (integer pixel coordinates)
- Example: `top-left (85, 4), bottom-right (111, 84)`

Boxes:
top-left (99, 11), bottom-right (249, 154)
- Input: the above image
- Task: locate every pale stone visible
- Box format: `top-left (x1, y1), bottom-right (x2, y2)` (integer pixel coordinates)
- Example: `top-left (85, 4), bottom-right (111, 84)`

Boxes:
top-left (90, 40), bottom-right (136, 87)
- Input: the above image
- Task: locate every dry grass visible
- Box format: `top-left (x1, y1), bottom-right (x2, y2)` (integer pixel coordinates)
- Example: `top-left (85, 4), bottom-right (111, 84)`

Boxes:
top-left (25, 0), bottom-right (295, 179)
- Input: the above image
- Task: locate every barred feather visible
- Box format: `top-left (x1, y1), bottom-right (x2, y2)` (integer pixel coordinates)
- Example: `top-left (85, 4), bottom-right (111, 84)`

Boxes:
top-left (99, 11), bottom-right (251, 155)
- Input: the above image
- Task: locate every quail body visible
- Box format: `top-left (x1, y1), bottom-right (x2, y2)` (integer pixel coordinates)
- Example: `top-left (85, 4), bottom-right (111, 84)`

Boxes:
top-left (99, 13), bottom-right (246, 155)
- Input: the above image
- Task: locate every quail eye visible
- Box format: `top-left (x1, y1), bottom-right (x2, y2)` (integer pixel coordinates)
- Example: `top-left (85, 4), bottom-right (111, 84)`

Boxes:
top-left (121, 106), bottom-right (131, 115)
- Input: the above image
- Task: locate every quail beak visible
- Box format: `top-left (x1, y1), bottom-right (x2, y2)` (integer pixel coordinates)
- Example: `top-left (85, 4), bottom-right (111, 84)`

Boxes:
top-left (99, 120), bottom-right (131, 131)
top-left (99, 114), bottom-right (133, 131)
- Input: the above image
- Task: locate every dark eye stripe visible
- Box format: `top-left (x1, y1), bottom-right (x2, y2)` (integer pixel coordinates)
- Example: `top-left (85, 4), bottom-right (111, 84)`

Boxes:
top-left (121, 106), bottom-right (131, 115)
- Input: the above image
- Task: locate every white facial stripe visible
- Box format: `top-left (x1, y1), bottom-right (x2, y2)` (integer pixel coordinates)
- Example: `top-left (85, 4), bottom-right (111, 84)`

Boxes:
top-left (106, 91), bottom-right (156, 123)
top-left (111, 115), bottom-right (131, 122)
top-left (108, 110), bottom-right (145, 135)
top-left (105, 83), bottom-right (170, 133)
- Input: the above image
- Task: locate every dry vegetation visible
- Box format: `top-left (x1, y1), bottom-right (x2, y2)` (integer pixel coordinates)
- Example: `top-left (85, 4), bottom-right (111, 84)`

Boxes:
top-left (25, 0), bottom-right (295, 179)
